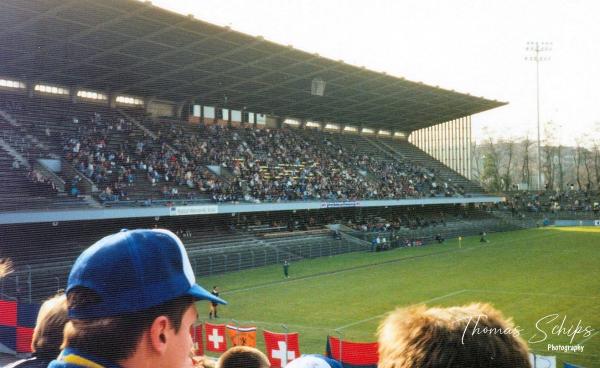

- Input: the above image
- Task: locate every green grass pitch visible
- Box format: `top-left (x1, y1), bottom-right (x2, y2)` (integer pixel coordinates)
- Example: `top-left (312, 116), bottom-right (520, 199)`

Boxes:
top-left (196, 227), bottom-right (600, 367)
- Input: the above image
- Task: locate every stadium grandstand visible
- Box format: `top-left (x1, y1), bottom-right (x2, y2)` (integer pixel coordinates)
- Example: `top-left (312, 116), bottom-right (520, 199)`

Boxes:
top-left (6, 1), bottom-right (594, 367)
top-left (0, 0), bottom-right (508, 300)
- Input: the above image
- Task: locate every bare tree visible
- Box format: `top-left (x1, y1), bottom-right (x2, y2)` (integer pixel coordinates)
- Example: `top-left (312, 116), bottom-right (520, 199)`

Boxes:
top-left (502, 139), bottom-right (515, 191)
top-left (594, 143), bottom-right (600, 190)
top-left (481, 137), bottom-right (502, 191)
top-left (557, 144), bottom-right (565, 191)
top-left (575, 139), bottom-right (584, 190)
top-left (583, 147), bottom-right (592, 191)
top-left (520, 136), bottom-right (532, 189)
top-left (542, 121), bottom-right (558, 190)
top-left (543, 145), bottom-right (555, 190)
top-left (592, 122), bottom-right (600, 189)
top-left (471, 141), bottom-right (482, 182)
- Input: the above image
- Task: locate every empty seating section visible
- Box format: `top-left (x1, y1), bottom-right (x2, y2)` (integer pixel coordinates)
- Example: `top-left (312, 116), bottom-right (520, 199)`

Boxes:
top-left (0, 143), bottom-right (87, 211)
top-left (0, 150), bottom-right (56, 211)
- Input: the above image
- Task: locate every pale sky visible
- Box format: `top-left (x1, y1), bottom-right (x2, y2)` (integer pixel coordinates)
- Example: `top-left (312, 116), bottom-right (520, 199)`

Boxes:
top-left (147, 0), bottom-right (600, 146)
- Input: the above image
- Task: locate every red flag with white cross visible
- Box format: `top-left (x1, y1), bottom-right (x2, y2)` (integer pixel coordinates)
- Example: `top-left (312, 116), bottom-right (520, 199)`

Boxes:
top-left (263, 329), bottom-right (301, 367)
top-left (205, 322), bottom-right (227, 353)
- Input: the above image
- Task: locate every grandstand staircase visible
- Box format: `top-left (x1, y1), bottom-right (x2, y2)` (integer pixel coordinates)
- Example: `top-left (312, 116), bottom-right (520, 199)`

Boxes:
top-left (0, 109), bottom-right (18, 127)
top-left (117, 109), bottom-right (159, 141)
top-left (81, 194), bottom-right (103, 208)
top-left (0, 138), bottom-right (29, 169)
top-left (334, 225), bottom-right (372, 248)
top-left (362, 135), bottom-right (400, 161)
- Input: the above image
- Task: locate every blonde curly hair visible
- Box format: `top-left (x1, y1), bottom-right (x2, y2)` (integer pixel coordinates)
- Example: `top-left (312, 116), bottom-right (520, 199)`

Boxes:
top-left (377, 303), bottom-right (531, 368)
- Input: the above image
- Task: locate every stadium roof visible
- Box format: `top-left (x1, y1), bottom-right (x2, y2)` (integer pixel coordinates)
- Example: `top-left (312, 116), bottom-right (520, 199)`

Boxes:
top-left (0, 0), bottom-right (506, 131)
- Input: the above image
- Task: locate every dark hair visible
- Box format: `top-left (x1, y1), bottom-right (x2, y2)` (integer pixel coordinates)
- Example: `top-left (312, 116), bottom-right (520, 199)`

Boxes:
top-left (63, 287), bottom-right (194, 363)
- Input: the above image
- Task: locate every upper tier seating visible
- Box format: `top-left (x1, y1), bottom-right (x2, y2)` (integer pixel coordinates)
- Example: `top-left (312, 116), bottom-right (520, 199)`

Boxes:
top-left (1, 93), bottom-right (485, 210)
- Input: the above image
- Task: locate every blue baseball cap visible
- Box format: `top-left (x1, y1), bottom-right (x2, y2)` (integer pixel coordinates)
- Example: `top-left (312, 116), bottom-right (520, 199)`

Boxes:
top-left (67, 229), bottom-right (226, 319)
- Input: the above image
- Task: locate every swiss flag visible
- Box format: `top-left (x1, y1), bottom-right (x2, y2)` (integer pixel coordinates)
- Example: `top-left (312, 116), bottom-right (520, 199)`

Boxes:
top-left (205, 323), bottom-right (227, 353)
top-left (263, 330), bottom-right (301, 367)
top-left (192, 323), bottom-right (204, 356)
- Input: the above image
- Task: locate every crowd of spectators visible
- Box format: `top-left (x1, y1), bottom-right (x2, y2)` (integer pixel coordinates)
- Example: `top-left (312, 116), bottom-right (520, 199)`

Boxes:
top-left (61, 112), bottom-right (218, 203)
top-left (147, 122), bottom-right (467, 203)
top-left (506, 188), bottom-right (600, 216)
top-left (11, 101), bottom-right (471, 205)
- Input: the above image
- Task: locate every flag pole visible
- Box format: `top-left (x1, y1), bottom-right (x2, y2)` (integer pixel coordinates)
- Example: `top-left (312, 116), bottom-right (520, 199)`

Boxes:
top-left (459, 236), bottom-right (462, 249)
top-left (282, 324), bottom-right (289, 365)
top-left (335, 329), bottom-right (344, 367)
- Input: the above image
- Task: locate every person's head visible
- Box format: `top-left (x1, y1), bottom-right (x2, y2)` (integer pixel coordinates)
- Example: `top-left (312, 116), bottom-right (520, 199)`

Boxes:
top-left (216, 346), bottom-right (270, 368)
top-left (31, 292), bottom-right (68, 359)
top-left (377, 303), bottom-right (531, 368)
top-left (62, 229), bottom-right (227, 368)
top-left (285, 355), bottom-right (342, 368)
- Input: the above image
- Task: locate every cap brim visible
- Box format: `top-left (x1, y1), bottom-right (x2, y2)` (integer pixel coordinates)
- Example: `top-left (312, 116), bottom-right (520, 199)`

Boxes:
top-left (188, 284), bottom-right (228, 305)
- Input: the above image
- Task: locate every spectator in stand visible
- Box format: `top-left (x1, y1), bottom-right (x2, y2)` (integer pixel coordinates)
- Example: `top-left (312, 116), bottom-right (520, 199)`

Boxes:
top-left (7, 293), bottom-right (68, 368)
top-left (377, 303), bottom-right (531, 368)
top-left (48, 229), bottom-right (227, 368)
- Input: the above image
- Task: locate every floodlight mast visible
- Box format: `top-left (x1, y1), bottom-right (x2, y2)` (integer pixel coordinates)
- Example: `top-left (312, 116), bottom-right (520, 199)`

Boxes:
top-left (525, 41), bottom-right (552, 190)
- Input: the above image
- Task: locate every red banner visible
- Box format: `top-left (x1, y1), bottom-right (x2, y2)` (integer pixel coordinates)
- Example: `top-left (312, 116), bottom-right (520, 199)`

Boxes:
top-left (204, 323), bottom-right (227, 353)
top-left (263, 330), bottom-right (301, 367)
top-left (327, 336), bottom-right (378, 367)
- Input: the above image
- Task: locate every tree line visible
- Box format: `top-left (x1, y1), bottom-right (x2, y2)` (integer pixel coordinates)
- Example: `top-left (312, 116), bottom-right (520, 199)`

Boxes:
top-left (472, 123), bottom-right (600, 192)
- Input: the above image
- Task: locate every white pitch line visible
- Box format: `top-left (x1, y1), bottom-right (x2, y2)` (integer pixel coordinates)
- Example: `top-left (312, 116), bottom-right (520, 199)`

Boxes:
top-left (576, 330), bottom-right (599, 346)
top-left (335, 289), bottom-right (468, 330)
top-left (202, 318), bottom-right (327, 331)
top-left (466, 289), bottom-right (600, 299)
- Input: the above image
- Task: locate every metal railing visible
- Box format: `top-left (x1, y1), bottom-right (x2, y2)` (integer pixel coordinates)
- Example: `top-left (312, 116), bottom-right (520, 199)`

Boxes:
top-left (1, 238), bottom-right (368, 302)
top-left (189, 238), bottom-right (365, 277)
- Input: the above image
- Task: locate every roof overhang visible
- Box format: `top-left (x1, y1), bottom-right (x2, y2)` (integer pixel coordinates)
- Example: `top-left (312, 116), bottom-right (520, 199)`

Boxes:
top-left (0, 0), bottom-right (506, 131)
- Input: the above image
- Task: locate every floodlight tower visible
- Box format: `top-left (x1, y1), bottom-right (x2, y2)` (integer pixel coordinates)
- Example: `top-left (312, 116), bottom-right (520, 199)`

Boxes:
top-left (525, 41), bottom-right (552, 191)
